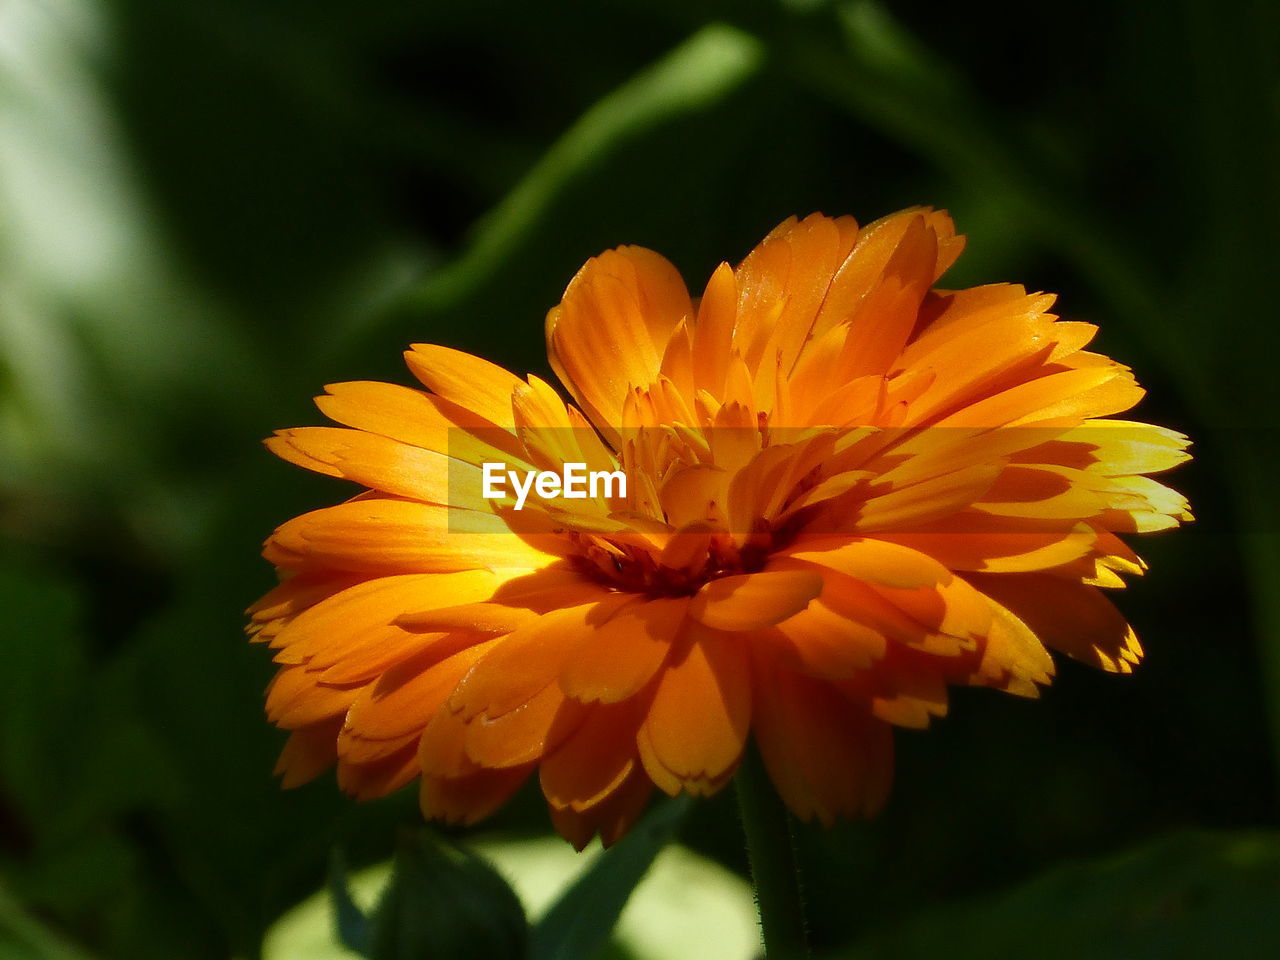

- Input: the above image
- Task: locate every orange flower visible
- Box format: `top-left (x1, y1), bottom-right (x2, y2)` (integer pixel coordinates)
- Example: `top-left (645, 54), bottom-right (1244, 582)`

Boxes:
top-left (249, 210), bottom-right (1190, 848)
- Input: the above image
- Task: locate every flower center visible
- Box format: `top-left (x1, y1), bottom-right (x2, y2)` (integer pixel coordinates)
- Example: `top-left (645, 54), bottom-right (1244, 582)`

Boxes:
top-left (569, 529), bottom-right (774, 597)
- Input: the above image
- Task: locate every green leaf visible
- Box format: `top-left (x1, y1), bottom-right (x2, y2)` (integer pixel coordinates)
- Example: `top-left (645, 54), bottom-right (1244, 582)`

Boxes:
top-left (408, 25), bottom-right (761, 312)
top-left (835, 830), bottom-right (1280, 960)
top-left (367, 829), bottom-right (527, 960)
top-left (328, 850), bottom-right (373, 958)
top-left (779, 0), bottom-right (1177, 379)
top-left (339, 23), bottom-right (764, 358)
top-left (530, 795), bottom-right (693, 960)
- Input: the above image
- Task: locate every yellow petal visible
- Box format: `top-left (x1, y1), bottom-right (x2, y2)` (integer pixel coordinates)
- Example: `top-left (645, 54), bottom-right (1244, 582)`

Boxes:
top-left (265, 427), bottom-right (485, 506)
top-left (970, 573), bottom-right (1141, 672)
top-left (403, 344), bottom-right (523, 428)
top-left (315, 380), bottom-right (529, 466)
top-left (265, 498), bottom-right (554, 575)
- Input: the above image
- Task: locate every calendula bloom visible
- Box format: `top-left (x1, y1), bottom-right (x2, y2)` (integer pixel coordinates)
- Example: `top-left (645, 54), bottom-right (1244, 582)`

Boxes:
top-left (248, 209), bottom-right (1190, 848)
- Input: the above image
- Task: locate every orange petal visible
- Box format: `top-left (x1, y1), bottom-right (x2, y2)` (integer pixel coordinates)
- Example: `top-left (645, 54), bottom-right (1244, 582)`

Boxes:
top-left (897, 293), bottom-right (1061, 422)
top-left (265, 499), bottom-right (552, 576)
top-left (549, 767), bottom-right (653, 851)
top-left (547, 246), bottom-right (693, 439)
top-left (808, 208), bottom-right (958, 344)
top-left (314, 380), bottom-right (529, 466)
top-left (965, 592), bottom-right (1056, 693)
top-left (448, 598), bottom-right (625, 721)
top-left (265, 665), bottom-right (366, 730)
top-left (766, 601), bottom-right (887, 678)
top-left (781, 538), bottom-right (952, 589)
top-left (248, 572), bottom-right (363, 623)
top-left (265, 427), bottom-right (485, 505)
top-left (540, 701), bottom-right (644, 812)
top-left (343, 640), bottom-right (496, 744)
top-left (659, 319), bottom-right (696, 405)
top-left (403, 344), bottom-right (524, 428)
top-left (559, 597), bottom-right (687, 704)
top-left (839, 214), bottom-right (938, 379)
top-left (907, 283), bottom-right (1044, 348)
top-left (463, 685), bottom-right (588, 768)
top-left (733, 213), bottom-right (859, 374)
top-left (337, 742), bottom-right (421, 800)
top-left (976, 465), bottom-right (1105, 519)
top-left (418, 702), bottom-right (473, 778)
top-left (836, 645), bottom-right (957, 728)
top-left (854, 463), bottom-right (1003, 531)
top-left (691, 262), bottom-right (738, 397)
top-left (395, 601), bottom-right (540, 635)
top-left (872, 513), bottom-right (1097, 573)
top-left (636, 622), bottom-right (750, 795)
top-left (688, 568), bottom-right (823, 632)
top-left (1042, 420), bottom-right (1192, 476)
top-left (268, 573), bottom-right (497, 682)
top-left (419, 766), bottom-right (532, 826)
top-left (869, 576), bottom-right (995, 654)
top-left (751, 652), bottom-right (893, 824)
top-left (819, 571), bottom-right (947, 648)
top-left (937, 366), bottom-right (1143, 429)
top-left (969, 573), bottom-right (1141, 672)
top-left (485, 561), bottom-right (616, 606)
top-left (274, 718), bottom-right (342, 788)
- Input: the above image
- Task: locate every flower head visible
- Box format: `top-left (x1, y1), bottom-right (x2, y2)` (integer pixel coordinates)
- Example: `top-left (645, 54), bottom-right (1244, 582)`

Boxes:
top-left (249, 209), bottom-right (1190, 847)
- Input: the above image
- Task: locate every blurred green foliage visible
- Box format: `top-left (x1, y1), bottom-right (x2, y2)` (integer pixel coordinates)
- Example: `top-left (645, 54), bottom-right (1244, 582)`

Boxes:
top-left (1, 0), bottom-right (1277, 957)
top-left (842, 831), bottom-right (1280, 960)
top-left (354, 831), bottom-right (527, 960)
top-left (528, 797), bottom-right (691, 960)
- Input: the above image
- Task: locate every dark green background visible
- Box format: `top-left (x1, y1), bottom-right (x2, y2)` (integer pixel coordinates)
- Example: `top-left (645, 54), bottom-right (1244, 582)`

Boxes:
top-left (2, 0), bottom-right (1278, 956)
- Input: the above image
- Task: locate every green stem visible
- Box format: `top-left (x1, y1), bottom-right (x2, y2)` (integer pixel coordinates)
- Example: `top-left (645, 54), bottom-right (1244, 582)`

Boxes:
top-left (735, 743), bottom-right (810, 960)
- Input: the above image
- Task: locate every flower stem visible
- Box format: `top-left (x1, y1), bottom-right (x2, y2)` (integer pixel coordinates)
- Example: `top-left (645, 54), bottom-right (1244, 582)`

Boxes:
top-left (735, 743), bottom-right (810, 960)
